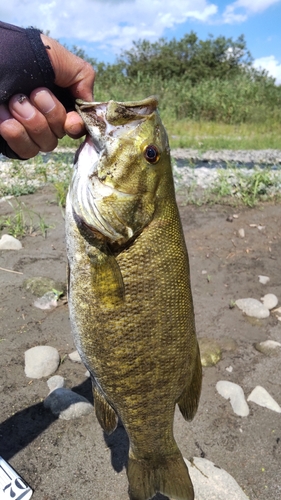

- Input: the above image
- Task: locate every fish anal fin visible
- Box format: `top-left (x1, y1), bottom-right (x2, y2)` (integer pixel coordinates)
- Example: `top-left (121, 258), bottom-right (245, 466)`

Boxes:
top-left (177, 344), bottom-right (202, 421)
top-left (93, 385), bottom-right (118, 435)
top-left (128, 451), bottom-right (194, 500)
top-left (88, 247), bottom-right (125, 310)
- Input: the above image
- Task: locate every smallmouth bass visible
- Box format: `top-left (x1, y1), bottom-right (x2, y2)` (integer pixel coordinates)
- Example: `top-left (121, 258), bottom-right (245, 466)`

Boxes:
top-left (65, 96), bottom-right (202, 500)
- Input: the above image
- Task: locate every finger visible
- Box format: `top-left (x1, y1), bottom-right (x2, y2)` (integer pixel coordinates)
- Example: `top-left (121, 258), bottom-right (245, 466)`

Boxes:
top-left (30, 87), bottom-right (66, 138)
top-left (8, 94), bottom-right (58, 153)
top-left (0, 104), bottom-right (40, 159)
top-left (64, 111), bottom-right (86, 138)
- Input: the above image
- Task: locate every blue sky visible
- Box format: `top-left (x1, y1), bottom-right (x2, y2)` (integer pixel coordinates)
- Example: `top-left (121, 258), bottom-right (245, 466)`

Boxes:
top-left (1, 0), bottom-right (281, 83)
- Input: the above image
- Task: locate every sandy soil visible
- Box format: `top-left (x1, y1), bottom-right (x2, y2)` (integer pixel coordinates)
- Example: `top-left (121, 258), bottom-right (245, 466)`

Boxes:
top-left (0, 185), bottom-right (280, 500)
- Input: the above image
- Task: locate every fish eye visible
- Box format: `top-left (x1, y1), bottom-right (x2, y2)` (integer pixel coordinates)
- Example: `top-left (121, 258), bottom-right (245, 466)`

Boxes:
top-left (144, 144), bottom-right (160, 164)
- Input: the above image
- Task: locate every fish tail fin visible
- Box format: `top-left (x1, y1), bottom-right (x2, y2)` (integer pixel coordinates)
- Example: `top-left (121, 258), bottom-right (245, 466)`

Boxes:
top-left (127, 450), bottom-right (194, 500)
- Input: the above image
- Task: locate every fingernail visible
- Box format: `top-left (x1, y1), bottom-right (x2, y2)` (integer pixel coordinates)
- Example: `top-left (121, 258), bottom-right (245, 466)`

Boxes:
top-left (11, 95), bottom-right (36, 119)
top-left (0, 104), bottom-right (12, 122)
top-left (33, 89), bottom-right (56, 114)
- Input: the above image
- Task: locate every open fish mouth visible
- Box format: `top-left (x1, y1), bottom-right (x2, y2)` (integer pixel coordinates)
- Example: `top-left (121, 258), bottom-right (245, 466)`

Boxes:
top-left (68, 97), bottom-right (159, 243)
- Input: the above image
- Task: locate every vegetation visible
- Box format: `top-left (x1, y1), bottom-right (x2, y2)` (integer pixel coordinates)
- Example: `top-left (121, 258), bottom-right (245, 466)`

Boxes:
top-left (66, 32), bottom-right (281, 149)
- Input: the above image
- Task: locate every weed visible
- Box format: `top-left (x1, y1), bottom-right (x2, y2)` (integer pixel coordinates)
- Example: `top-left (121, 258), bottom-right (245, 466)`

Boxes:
top-left (0, 201), bottom-right (52, 239)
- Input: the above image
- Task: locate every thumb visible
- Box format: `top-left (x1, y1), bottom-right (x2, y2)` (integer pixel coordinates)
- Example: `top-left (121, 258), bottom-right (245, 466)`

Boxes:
top-left (40, 34), bottom-right (95, 101)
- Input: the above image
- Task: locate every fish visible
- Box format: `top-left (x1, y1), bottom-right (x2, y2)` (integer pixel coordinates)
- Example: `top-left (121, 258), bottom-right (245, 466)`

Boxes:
top-left (65, 96), bottom-right (202, 500)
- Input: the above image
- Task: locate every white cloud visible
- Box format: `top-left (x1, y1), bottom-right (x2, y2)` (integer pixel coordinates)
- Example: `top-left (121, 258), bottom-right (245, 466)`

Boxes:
top-left (253, 55), bottom-right (281, 84)
top-left (223, 0), bottom-right (280, 23)
top-left (0, 0), bottom-right (217, 52)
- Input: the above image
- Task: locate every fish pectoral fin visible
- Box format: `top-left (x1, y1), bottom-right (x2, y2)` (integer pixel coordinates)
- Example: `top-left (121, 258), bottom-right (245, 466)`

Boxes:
top-left (88, 247), bottom-right (125, 309)
top-left (128, 451), bottom-right (194, 500)
top-left (93, 385), bottom-right (118, 435)
top-left (177, 344), bottom-right (202, 421)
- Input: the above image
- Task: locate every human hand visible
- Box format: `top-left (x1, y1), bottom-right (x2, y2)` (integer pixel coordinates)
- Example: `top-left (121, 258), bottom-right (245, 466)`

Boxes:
top-left (0, 34), bottom-right (95, 159)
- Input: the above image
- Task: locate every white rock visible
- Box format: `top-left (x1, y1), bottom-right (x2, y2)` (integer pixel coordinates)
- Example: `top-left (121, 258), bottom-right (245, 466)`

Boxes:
top-left (258, 275), bottom-right (270, 284)
top-left (25, 346), bottom-right (60, 379)
top-left (254, 339), bottom-right (281, 356)
top-left (226, 366), bottom-right (233, 373)
top-left (85, 370), bottom-right (90, 377)
top-left (34, 291), bottom-right (58, 310)
top-left (44, 388), bottom-right (93, 420)
top-left (235, 298), bottom-right (270, 319)
top-left (238, 228), bottom-right (245, 238)
top-left (0, 234), bottom-right (22, 250)
top-left (69, 350), bottom-right (82, 363)
top-left (216, 381), bottom-right (249, 417)
top-left (184, 457), bottom-right (249, 500)
top-left (47, 375), bottom-right (65, 393)
top-left (247, 386), bottom-right (281, 413)
top-left (260, 293), bottom-right (278, 310)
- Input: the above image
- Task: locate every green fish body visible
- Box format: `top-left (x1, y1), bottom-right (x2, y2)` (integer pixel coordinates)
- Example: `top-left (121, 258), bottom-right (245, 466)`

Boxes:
top-left (65, 96), bottom-right (202, 500)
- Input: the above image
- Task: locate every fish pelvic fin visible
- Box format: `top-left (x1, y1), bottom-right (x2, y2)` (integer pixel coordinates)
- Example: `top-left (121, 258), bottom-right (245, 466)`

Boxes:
top-left (177, 344), bottom-right (202, 421)
top-left (127, 451), bottom-right (194, 500)
top-left (93, 385), bottom-right (118, 435)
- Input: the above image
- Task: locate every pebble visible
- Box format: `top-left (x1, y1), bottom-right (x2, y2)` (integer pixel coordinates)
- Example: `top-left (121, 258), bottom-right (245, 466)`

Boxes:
top-left (247, 386), bottom-right (281, 413)
top-left (198, 338), bottom-right (222, 367)
top-left (47, 375), bottom-right (65, 393)
top-left (235, 298), bottom-right (270, 319)
top-left (238, 228), bottom-right (245, 238)
top-left (254, 339), bottom-right (281, 356)
top-left (33, 291), bottom-right (58, 310)
top-left (184, 457), bottom-right (249, 500)
top-left (258, 275), bottom-right (270, 284)
top-left (226, 366), bottom-right (233, 373)
top-left (216, 381), bottom-right (249, 417)
top-left (68, 350), bottom-right (82, 363)
top-left (25, 346), bottom-right (60, 379)
top-left (260, 293), bottom-right (278, 310)
top-left (44, 388), bottom-right (93, 420)
top-left (0, 234), bottom-right (22, 250)
top-left (23, 276), bottom-right (65, 297)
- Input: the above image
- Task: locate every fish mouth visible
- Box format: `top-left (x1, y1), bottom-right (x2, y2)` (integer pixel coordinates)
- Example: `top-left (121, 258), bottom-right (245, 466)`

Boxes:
top-left (68, 97), bottom-right (159, 243)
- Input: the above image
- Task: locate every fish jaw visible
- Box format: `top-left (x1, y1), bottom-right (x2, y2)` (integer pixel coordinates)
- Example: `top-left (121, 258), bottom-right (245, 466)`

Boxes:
top-left (68, 96), bottom-right (170, 245)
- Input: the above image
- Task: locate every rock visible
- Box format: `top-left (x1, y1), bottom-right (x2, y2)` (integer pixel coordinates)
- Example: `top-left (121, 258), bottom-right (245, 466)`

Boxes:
top-left (260, 293), bottom-right (278, 310)
top-left (254, 339), bottom-right (281, 356)
top-left (198, 338), bottom-right (222, 367)
top-left (184, 457), bottom-right (249, 500)
top-left (258, 275), bottom-right (270, 284)
top-left (216, 381), bottom-right (249, 417)
top-left (85, 370), bottom-right (90, 377)
top-left (235, 298), bottom-right (270, 319)
top-left (69, 350), bottom-right (82, 363)
top-left (34, 291), bottom-right (58, 310)
top-left (0, 234), bottom-right (22, 250)
top-left (44, 388), bottom-right (93, 420)
top-left (247, 386), bottom-right (281, 413)
top-left (23, 276), bottom-right (65, 297)
top-left (220, 338), bottom-right (238, 352)
top-left (47, 375), bottom-right (65, 393)
top-left (226, 366), bottom-right (233, 373)
top-left (238, 228), bottom-right (245, 238)
top-left (25, 346), bottom-right (60, 379)
top-left (272, 306), bottom-right (281, 321)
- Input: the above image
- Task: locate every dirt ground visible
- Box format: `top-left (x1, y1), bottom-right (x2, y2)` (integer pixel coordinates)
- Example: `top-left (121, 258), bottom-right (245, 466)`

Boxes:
top-left (0, 185), bottom-right (280, 500)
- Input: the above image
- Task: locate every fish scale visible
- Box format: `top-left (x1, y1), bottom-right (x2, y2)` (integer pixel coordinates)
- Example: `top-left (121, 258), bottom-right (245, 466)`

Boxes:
top-left (66, 96), bottom-right (202, 500)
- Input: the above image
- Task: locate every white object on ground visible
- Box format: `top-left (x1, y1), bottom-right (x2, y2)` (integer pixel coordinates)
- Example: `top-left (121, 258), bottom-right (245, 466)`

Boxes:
top-left (260, 293), bottom-right (278, 310)
top-left (69, 350), bottom-right (82, 363)
top-left (25, 346), bottom-right (60, 379)
top-left (33, 291), bottom-right (58, 310)
top-left (0, 234), bottom-right (22, 250)
top-left (184, 457), bottom-right (249, 500)
top-left (235, 298), bottom-right (270, 319)
top-left (258, 275), bottom-right (270, 284)
top-left (216, 381), bottom-right (249, 417)
top-left (238, 228), bottom-right (245, 238)
top-left (47, 375), bottom-right (65, 393)
top-left (226, 366), bottom-right (233, 373)
top-left (44, 388), bottom-right (93, 420)
top-left (0, 456), bottom-right (33, 499)
top-left (247, 386), bottom-right (281, 413)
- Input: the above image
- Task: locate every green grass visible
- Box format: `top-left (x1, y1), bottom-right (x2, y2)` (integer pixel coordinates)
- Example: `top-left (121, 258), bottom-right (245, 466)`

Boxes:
top-left (0, 200), bottom-right (53, 238)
